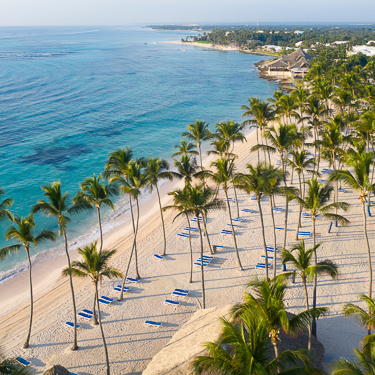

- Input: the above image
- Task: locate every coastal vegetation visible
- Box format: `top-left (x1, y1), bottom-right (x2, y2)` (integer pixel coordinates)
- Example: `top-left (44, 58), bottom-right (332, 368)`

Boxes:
top-left (2, 33), bottom-right (375, 374)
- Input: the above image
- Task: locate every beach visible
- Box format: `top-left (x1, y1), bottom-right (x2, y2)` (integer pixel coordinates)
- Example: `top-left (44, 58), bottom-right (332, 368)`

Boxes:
top-left (162, 40), bottom-right (241, 51)
top-left (0, 125), bottom-right (372, 374)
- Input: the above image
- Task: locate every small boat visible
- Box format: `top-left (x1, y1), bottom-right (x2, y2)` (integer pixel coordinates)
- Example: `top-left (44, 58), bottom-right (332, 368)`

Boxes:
top-left (174, 49), bottom-right (179, 51)
top-left (153, 42), bottom-right (158, 45)
top-left (143, 42), bottom-right (147, 44)
top-left (181, 49), bottom-right (186, 51)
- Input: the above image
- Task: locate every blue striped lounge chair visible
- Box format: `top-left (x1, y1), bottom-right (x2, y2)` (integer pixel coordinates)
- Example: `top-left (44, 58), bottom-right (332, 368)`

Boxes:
top-left (273, 207), bottom-right (283, 213)
top-left (144, 320), bottom-right (162, 328)
top-left (194, 261), bottom-right (208, 267)
top-left (256, 263), bottom-right (272, 269)
top-left (213, 245), bottom-right (224, 250)
top-left (319, 179), bottom-right (326, 184)
top-left (82, 309), bottom-right (93, 315)
top-left (232, 218), bottom-right (243, 222)
top-left (153, 254), bottom-right (164, 261)
top-left (227, 223), bottom-right (239, 227)
top-left (228, 198), bottom-right (235, 202)
top-left (275, 227), bottom-right (284, 231)
top-left (183, 227), bottom-right (197, 232)
top-left (197, 257), bottom-right (212, 264)
top-left (221, 230), bottom-right (233, 235)
top-left (266, 246), bottom-right (279, 253)
top-left (164, 299), bottom-right (180, 308)
top-left (241, 208), bottom-right (253, 213)
top-left (301, 213), bottom-right (311, 219)
top-left (114, 285), bottom-right (130, 293)
top-left (65, 321), bottom-right (81, 330)
top-left (100, 296), bottom-right (115, 302)
top-left (250, 194), bottom-right (257, 201)
top-left (321, 169), bottom-right (332, 174)
top-left (16, 357), bottom-right (31, 367)
top-left (172, 289), bottom-right (190, 298)
top-left (260, 255), bottom-right (273, 260)
top-left (126, 277), bottom-right (139, 283)
top-left (338, 188), bottom-right (346, 193)
top-left (298, 231), bottom-right (311, 237)
top-left (177, 232), bottom-right (189, 239)
top-left (191, 217), bottom-right (203, 222)
top-left (77, 311), bottom-right (92, 321)
top-left (70, 372), bottom-right (78, 375)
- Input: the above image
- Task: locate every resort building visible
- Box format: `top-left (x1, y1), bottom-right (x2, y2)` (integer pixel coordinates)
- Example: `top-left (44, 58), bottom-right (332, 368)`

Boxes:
top-left (265, 47), bottom-right (315, 79)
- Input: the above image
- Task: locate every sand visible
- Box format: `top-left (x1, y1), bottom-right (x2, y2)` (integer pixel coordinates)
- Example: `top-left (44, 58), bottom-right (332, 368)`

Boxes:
top-left (0, 127), bottom-right (373, 374)
top-left (162, 41), bottom-right (241, 51)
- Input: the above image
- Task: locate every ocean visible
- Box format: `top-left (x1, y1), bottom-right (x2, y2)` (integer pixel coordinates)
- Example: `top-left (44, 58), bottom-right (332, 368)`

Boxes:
top-left (0, 26), bottom-right (278, 282)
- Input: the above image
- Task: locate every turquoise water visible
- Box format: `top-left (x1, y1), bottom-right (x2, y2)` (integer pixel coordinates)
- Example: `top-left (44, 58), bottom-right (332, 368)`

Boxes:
top-left (0, 26), bottom-right (277, 280)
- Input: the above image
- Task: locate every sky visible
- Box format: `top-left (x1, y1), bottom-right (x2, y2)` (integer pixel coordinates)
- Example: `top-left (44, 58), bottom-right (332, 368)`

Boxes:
top-left (1, 0), bottom-right (375, 26)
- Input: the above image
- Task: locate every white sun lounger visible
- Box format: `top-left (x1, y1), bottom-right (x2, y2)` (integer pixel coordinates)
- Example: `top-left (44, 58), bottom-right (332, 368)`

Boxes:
top-left (114, 285), bottom-right (130, 293)
top-left (256, 262), bottom-right (272, 269)
top-left (298, 231), bottom-right (311, 237)
top-left (126, 277), bottom-right (139, 283)
top-left (153, 254), bottom-right (164, 261)
top-left (144, 320), bottom-right (162, 328)
top-left (241, 208), bottom-right (253, 213)
top-left (100, 296), bottom-right (115, 302)
top-left (164, 299), bottom-right (180, 308)
top-left (183, 227), bottom-right (197, 231)
top-left (65, 321), bottom-right (81, 330)
top-left (16, 357), bottom-right (31, 367)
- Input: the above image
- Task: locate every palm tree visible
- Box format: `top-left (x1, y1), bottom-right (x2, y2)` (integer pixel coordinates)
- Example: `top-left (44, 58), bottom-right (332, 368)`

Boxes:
top-left (329, 155), bottom-right (375, 300)
top-left (75, 173), bottom-right (117, 253)
top-left (275, 94), bottom-right (297, 124)
top-left (0, 215), bottom-right (56, 348)
top-left (31, 182), bottom-right (90, 350)
top-left (344, 294), bottom-right (375, 338)
top-left (281, 240), bottom-right (339, 349)
top-left (232, 277), bottom-right (326, 360)
top-left (173, 155), bottom-right (200, 187)
top-left (214, 120), bottom-right (246, 155)
top-left (62, 243), bottom-right (122, 375)
top-left (331, 347), bottom-right (375, 375)
top-left (294, 179), bottom-right (349, 337)
top-left (144, 158), bottom-right (174, 256)
top-left (192, 306), bottom-right (322, 375)
top-left (235, 163), bottom-right (270, 278)
top-left (164, 188), bottom-right (195, 283)
top-left (172, 139), bottom-right (199, 158)
top-left (172, 184), bottom-right (224, 308)
top-left (0, 350), bottom-right (32, 375)
top-left (202, 157), bottom-right (243, 270)
top-left (181, 120), bottom-right (212, 170)
top-left (0, 188), bottom-right (14, 225)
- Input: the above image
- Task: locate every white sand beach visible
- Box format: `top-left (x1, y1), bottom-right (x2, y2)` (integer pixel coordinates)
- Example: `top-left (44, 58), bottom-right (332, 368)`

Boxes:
top-left (162, 41), bottom-right (241, 51)
top-left (0, 127), bottom-right (373, 374)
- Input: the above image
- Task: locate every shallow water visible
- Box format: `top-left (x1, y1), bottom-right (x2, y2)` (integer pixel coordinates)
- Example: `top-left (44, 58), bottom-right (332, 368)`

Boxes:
top-left (0, 26), bottom-right (278, 280)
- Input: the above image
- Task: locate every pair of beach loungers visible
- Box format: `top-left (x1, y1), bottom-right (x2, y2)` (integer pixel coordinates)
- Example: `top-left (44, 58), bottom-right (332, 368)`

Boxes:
top-left (163, 288), bottom-right (190, 309)
top-left (221, 229), bottom-right (233, 236)
top-left (321, 168), bottom-right (332, 174)
top-left (191, 216), bottom-right (203, 223)
top-left (301, 213), bottom-right (311, 219)
top-left (251, 194), bottom-right (263, 201)
top-left (273, 207), bottom-right (283, 213)
top-left (232, 218), bottom-right (243, 222)
top-left (241, 208), bottom-right (253, 214)
top-left (194, 255), bottom-right (214, 267)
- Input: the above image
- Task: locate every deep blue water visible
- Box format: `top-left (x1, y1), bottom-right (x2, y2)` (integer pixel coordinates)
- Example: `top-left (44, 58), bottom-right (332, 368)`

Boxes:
top-left (0, 26), bottom-right (277, 280)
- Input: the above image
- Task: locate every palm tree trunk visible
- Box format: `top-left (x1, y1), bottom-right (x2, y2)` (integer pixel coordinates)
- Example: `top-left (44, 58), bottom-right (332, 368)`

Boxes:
top-left (97, 207), bottom-right (103, 253)
top-left (233, 184), bottom-right (240, 218)
top-left (283, 199), bottom-right (289, 251)
top-left (134, 198), bottom-right (141, 279)
top-left (198, 142), bottom-right (203, 171)
top-left (269, 197), bottom-right (277, 278)
top-left (272, 340), bottom-right (279, 361)
top-left (187, 216), bottom-right (193, 283)
top-left (196, 216), bottom-right (205, 308)
top-left (256, 127), bottom-right (260, 163)
top-left (257, 199), bottom-right (268, 280)
top-left (23, 249), bottom-right (33, 349)
top-left (202, 216), bottom-right (213, 255)
top-left (302, 277), bottom-right (312, 350)
top-left (63, 231), bottom-right (78, 350)
top-left (95, 282), bottom-right (110, 375)
top-left (92, 290), bottom-right (98, 325)
top-left (362, 201), bottom-right (373, 335)
top-left (224, 189), bottom-right (242, 270)
top-left (295, 174), bottom-right (302, 241)
top-left (118, 239), bottom-right (136, 301)
top-left (312, 218), bottom-right (317, 337)
top-left (156, 186), bottom-right (167, 256)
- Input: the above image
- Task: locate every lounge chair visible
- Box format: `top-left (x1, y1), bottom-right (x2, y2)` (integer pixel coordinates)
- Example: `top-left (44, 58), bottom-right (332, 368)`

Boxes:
top-left (177, 232), bottom-right (189, 239)
top-left (241, 208), bottom-right (253, 213)
top-left (172, 289), bottom-right (190, 298)
top-left (273, 207), bottom-right (283, 213)
top-left (213, 245), bottom-right (224, 250)
top-left (221, 230), bottom-right (233, 235)
top-left (321, 169), bottom-right (332, 174)
top-left (298, 231), bottom-right (311, 237)
top-left (275, 227), bottom-right (284, 231)
top-left (227, 223), bottom-right (239, 227)
top-left (319, 179), bottom-right (326, 184)
top-left (194, 262), bottom-right (208, 267)
top-left (183, 227), bottom-right (197, 231)
top-left (98, 298), bottom-right (112, 306)
top-left (100, 296), bottom-right (115, 302)
top-left (250, 194), bottom-right (257, 201)
top-left (70, 372), bottom-right (78, 375)
top-left (266, 246), bottom-right (279, 253)
top-left (153, 254), bottom-right (164, 261)
top-left (338, 188), bottom-right (346, 193)
top-left (77, 311), bottom-right (92, 321)
top-left (164, 299), bottom-right (180, 308)
top-left (197, 257), bottom-right (212, 264)
top-left (191, 217), bottom-right (203, 222)
top-left (126, 277), bottom-right (139, 283)
top-left (16, 357), bottom-right (30, 367)
top-left (144, 320), bottom-right (162, 328)
top-left (114, 285), bottom-right (130, 293)
top-left (301, 213), bottom-right (311, 219)
top-left (82, 309), bottom-right (93, 315)
top-left (65, 321), bottom-right (81, 330)
top-left (232, 218), bottom-right (243, 222)
top-left (256, 263), bottom-right (272, 269)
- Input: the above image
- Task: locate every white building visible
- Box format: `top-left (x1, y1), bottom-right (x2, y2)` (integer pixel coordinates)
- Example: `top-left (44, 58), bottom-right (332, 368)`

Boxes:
top-left (349, 45), bottom-right (375, 57)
